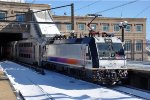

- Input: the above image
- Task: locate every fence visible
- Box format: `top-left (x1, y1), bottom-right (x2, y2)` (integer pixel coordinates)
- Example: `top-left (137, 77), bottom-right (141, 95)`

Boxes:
top-left (124, 43), bottom-right (149, 61)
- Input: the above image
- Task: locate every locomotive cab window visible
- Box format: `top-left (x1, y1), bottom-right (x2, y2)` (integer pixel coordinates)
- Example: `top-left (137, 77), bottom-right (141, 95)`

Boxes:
top-left (112, 43), bottom-right (125, 56)
top-left (97, 43), bottom-right (124, 58)
top-left (97, 43), bottom-right (110, 57)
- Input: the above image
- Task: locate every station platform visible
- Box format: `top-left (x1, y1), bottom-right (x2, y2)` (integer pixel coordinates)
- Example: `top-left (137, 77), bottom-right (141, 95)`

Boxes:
top-left (127, 61), bottom-right (150, 72)
top-left (126, 61), bottom-right (150, 91)
top-left (0, 68), bottom-right (17, 100)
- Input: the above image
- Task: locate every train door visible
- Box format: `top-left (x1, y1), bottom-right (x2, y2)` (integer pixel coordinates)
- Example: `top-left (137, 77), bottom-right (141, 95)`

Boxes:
top-left (85, 45), bottom-right (92, 68)
top-left (81, 44), bottom-right (86, 67)
top-left (86, 45), bottom-right (91, 60)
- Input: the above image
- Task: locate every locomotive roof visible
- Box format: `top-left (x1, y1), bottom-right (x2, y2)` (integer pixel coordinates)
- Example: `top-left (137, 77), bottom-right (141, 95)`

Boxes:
top-left (94, 37), bottom-right (122, 43)
top-left (48, 36), bottom-right (122, 45)
top-left (51, 37), bottom-right (94, 44)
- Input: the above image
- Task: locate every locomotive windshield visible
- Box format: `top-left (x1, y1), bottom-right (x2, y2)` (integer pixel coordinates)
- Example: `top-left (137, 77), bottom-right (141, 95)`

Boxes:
top-left (112, 43), bottom-right (124, 55)
top-left (97, 43), bottom-right (125, 58)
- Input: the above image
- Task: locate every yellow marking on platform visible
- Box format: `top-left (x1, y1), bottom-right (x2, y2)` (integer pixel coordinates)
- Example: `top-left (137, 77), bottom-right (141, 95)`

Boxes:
top-left (0, 70), bottom-right (17, 100)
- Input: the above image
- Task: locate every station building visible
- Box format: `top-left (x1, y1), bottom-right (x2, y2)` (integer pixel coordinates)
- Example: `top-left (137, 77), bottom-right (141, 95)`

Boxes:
top-left (53, 15), bottom-right (147, 61)
top-left (0, 1), bottom-right (148, 61)
top-left (0, 1), bottom-right (50, 40)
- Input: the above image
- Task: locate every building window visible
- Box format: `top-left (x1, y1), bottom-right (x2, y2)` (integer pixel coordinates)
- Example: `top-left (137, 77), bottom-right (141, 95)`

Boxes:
top-left (135, 40), bottom-right (142, 51)
top-left (114, 24), bottom-right (119, 32)
top-left (0, 11), bottom-right (6, 20)
top-left (102, 23), bottom-right (109, 32)
top-left (66, 24), bottom-right (72, 30)
top-left (136, 24), bottom-right (143, 32)
top-left (124, 40), bottom-right (132, 51)
top-left (78, 23), bottom-right (85, 30)
top-left (16, 13), bottom-right (25, 21)
top-left (91, 24), bottom-right (97, 30)
top-left (125, 24), bottom-right (132, 32)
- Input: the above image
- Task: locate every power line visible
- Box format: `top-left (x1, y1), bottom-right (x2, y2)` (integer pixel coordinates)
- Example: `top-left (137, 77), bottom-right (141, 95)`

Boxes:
top-left (0, 4), bottom-right (71, 20)
top-left (31, 0), bottom-right (36, 4)
top-left (0, 20), bottom-right (71, 24)
top-left (135, 5), bottom-right (150, 17)
top-left (75, 0), bottom-right (101, 12)
top-left (0, 4), bottom-right (73, 26)
top-left (66, 0), bottom-right (101, 15)
top-left (95, 0), bottom-right (138, 14)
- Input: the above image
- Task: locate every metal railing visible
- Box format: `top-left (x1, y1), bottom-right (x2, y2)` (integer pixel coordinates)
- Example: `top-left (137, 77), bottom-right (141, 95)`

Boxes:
top-left (125, 43), bottom-right (149, 61)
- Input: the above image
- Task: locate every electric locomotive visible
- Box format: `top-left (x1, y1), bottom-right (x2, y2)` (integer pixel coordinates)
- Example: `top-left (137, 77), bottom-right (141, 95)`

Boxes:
top-left (42, 34), bottom-right (127, 84)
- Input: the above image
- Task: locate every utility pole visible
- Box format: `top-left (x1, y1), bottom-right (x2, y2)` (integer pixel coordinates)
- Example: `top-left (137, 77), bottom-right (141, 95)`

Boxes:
top-left (71, 3), bottom-right (74, 31)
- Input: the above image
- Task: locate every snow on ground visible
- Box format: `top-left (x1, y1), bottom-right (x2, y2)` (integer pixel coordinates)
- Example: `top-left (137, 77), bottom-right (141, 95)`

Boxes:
top-left (0, 61), bottom-right (144, 100)
top-left (113, 86), bottom-right (150, 99)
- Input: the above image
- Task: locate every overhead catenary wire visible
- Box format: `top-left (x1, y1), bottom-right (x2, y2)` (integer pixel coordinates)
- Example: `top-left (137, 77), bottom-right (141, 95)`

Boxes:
top-left (1, 4), bottom-right (71, 20)
top-left (0, 1), bottom-right (139, 22)
top-left (67, 0), bottom-right (138, 17)
top-left (75, 0), bottom-right (101, 12)
top-left (66, 0), bottom-right (101, 15)
top-left (134, 5), bottom-right (150, 17)
top-left (31, 0), bottom-right (36, 4)
top-left (94, 0), bottom-right (139, 14)
top-left (0, 4), bottom-right (73, 25)
top-left (0, 20), bottom-right (71, 24)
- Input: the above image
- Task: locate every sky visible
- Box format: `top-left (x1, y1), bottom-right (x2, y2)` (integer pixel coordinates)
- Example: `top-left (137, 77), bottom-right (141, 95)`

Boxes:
top-left (25, 0), bottom-right (150, 39)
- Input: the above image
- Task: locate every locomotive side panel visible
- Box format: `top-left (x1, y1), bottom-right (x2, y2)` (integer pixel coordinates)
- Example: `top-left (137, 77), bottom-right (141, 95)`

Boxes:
top-left (45, 44), bottom-right (93, 68)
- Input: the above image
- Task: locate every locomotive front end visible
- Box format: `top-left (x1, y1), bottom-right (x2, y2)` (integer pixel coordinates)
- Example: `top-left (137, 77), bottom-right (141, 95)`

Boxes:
top-left (93, 37), bottom-right (128, 84)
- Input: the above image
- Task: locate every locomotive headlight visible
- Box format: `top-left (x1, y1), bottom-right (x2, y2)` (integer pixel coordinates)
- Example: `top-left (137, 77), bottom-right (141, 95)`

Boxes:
top-left (99, 66), bottom-right (106, 69)
top-left (111, 53), bottom-right (115, 57)
top-left (104, 38), bottom-right (112, 43)
top-left (121, 66), bottom-right (126, 68)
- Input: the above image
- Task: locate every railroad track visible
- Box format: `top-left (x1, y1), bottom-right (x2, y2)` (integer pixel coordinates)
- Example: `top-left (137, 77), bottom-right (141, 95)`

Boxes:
top-left (12, 61), bottom-right (150, 100)
top-left (3, 61), bottom-right (53, 100)
top-left (12, 60), bottom-right (45, 75)
top-left (110, 85), bottom-right (150, 100)
top-left (26, 76), bottom-right (54, 100)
